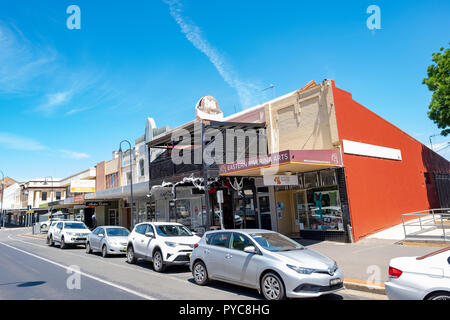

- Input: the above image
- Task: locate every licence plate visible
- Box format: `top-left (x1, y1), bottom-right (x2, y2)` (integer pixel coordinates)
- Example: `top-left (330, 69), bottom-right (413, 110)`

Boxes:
top-left (330, 278), bottom-right (342, 286)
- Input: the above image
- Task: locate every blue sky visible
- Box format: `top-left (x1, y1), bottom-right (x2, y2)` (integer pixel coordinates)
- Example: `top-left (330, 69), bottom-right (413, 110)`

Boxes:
top-left (0, 0), bottom-right (449, 181)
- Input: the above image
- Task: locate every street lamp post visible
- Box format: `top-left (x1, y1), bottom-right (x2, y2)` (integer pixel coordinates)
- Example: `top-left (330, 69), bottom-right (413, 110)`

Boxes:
top-left (429, 134), bottom-right (440, 151)
top-left (43, 176), bottom-right (54, 223)
top-left (119, 140), bottom-right (135, 229)
top-left (1, 170), bottom-right (4, 229)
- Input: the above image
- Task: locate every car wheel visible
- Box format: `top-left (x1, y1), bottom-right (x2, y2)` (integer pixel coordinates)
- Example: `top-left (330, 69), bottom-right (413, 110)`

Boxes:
top-left (102, 245), bottom-right (108, 258)
top-left (86, 242), bottom-right (92, 254)
top-left (127, 246), bottom-right (136, 264)
top-left (152, 250), bottom-right (166, 272)
top-left (41, 224), bottom-right (47, 229)
top-left (60, 237), bottom-right (66, 249)
top-left (193, 261), bottom-right (209, 286)
top-left (261, 272), bottom-right (286, 300)
top-left (427, 292), bottom-right (450, 300)
top-left (47, 235), bottom-right (53, 247)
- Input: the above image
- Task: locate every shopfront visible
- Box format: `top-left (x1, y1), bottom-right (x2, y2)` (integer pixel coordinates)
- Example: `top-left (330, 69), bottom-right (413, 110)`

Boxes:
top-left (219, 149), bottom-right (350, 242)
top-left (273, 168), bottom-right (349, 242)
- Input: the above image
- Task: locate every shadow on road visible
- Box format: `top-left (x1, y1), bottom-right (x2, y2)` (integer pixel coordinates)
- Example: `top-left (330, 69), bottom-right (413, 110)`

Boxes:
top-left (0, 281), bottom-right (46, 287)
top-left (17, 281), bottom-right (46, 287)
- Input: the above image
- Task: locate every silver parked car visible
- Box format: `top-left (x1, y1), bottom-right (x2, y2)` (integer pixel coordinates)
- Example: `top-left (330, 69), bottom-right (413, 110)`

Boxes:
top-left (385, 246), bottom-right (450, 300)
top-left (189, 229), bottom-right (343, 300)
top-left (86, 226), bottom-right (130, 258)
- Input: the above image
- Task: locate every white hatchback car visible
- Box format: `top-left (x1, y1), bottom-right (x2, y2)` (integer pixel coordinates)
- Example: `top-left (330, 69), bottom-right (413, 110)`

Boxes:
top-left (126, 222), bottom-right (201, 272)
top-left (385, 246), bottom-right (450, 300)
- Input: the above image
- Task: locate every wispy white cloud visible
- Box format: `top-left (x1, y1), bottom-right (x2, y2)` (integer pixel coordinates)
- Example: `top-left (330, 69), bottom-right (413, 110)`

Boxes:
top-left (58, 149), bottom-right (90, 159)
top-left (0, 22), bottom-right (56, 94)
top-left (164, 0), bottom-right (263, 108)
top-left (0, 132), bottom-right (90, 160)
top-left (0, 132), bottom-right (48, 151)
top-left (37, 90), bottom-right (73, 114)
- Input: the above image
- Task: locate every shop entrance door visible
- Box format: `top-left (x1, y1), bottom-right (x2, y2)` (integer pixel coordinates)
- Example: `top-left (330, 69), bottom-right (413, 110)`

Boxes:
top-left (257, 193), bottom-right (272, 230)
top-left (233, 188), bottom-right (259, 229)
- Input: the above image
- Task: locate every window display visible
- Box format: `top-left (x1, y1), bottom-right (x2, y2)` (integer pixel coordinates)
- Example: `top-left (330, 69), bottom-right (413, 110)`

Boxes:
top-left (293, 182), bottom-right (344, 232)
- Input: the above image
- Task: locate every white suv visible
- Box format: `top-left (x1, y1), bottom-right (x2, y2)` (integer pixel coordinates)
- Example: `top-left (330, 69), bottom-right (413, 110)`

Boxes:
top-left (126, 222), bottom-right (201, 272)
top-left (47, 221), bottom-right (91, 249)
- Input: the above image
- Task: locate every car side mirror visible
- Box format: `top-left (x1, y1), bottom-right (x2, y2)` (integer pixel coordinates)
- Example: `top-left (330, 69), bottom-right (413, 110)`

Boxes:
top-left (145, 232), bottom-right (154, 238)
top-left (244, 246), bottom-right (257, 254)
top-left (98, 233), bottom-right (104, 237)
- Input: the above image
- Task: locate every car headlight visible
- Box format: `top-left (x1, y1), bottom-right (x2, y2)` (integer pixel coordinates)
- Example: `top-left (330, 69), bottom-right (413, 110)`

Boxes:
top-left (165, 241), bottom-right (178, 247)
top-left (287, 264), bottom-right (316, 274)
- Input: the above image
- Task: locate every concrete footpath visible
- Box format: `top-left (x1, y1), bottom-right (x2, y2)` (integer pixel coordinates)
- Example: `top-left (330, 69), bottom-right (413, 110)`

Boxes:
top-left (297, 238), bottom-right (446, 294)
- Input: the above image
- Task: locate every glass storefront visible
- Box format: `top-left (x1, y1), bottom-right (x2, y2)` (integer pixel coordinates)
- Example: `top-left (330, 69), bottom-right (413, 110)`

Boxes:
top-left (288, 169), bottom-right (344, 232)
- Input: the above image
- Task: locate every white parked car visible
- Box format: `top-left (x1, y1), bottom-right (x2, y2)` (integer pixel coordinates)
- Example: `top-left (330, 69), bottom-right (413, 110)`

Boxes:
top-left (126, 222), bottom-right (201, 272)
top-left (47, 221), bottom-right (91, 249)
top-left (385, 246), bottom-right (450, 300)
top-left (86, 226), bottom-right (130, 257)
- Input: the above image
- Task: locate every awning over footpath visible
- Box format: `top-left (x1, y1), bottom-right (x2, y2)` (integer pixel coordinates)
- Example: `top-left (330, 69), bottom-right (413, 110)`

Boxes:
top-left (85, 181), bottom-right (149, 200)
top-left (219, 149), bottom-right (342, 176)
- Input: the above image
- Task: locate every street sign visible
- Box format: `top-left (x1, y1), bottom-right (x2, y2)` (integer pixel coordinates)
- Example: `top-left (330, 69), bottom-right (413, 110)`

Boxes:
top-left (216, 190), bottom-right (224, 203)
top-left (85, 201), bottom-right (111, 207)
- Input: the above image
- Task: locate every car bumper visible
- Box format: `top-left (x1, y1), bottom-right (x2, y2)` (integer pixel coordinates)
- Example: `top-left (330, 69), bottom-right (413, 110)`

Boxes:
top-left (65, 237), bottom-right (88, 244)
top-left (165, 251), bottom-right (192, 265)
top-left (108, 245), bottom-right (127, 255)
top-left (384, 280), bottom-right (424, 300)
top-left (284, 269), bottom-right (345, 298)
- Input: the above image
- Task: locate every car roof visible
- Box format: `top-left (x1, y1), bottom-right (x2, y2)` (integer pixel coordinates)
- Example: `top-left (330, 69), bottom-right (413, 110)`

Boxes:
top-left (137, 222), bottom-right (184, 226)
top-left (61, 221), bottom-right (84, 223)
top-left (98, 226), bottom-right (127, 229)
top-left (204, 229), bottom-right (276, 235)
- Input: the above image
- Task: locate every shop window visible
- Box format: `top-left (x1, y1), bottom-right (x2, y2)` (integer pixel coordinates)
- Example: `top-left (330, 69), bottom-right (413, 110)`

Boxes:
top-left (175, 199), bottom-right (191, 228)
top-left (139, 159), bottom-right (145, 177)
top-left (304, 172), bottom-right (319, 188)
top-left (297, 174), bottom-right (304, 189)
top-left (320, 170), bottom-right (337, 186)
top-left (41, 192), bottom-right (47, 201)
top-left (56, 192), bottom-right (62, 200)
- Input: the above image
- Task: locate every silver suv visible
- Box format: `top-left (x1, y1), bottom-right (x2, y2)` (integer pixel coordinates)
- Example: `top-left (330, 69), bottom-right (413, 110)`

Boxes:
top-left (190, 229), bottom-right (344, 300)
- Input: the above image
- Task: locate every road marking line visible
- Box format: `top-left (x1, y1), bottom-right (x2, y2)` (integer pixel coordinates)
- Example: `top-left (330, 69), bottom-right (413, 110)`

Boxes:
top-left (0, 241), bottom-right (157, 300)
top-left (8, 234), bottom-right (189, 284)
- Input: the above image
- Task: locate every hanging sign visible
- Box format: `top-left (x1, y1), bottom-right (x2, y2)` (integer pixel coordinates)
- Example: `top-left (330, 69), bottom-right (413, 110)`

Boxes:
top-left (263, 175), bottom-right (299, 186)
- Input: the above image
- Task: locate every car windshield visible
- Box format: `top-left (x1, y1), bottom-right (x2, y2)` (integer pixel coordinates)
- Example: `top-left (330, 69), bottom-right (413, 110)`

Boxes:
top-left (106, 228), bottom-right (129, 237)
top-left (155, 225), bottom-right (193, 237)
top-left (64, 222), bottom-right (87, 229)
top-left (250, 232), bottom-right (304, 252)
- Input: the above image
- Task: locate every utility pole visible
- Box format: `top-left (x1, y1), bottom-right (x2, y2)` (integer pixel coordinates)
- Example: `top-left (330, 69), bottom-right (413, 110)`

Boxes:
top-left (0, 170), bottom-right (4, 229)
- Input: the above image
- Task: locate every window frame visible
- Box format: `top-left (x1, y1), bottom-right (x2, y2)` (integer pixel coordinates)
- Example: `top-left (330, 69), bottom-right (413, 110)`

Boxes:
top-left (230, 232), bottom-right (255, 252)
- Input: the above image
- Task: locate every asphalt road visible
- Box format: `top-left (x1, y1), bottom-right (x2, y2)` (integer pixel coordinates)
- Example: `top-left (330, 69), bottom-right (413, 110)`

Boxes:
top-left (0, 228), bottom-right (385, 300)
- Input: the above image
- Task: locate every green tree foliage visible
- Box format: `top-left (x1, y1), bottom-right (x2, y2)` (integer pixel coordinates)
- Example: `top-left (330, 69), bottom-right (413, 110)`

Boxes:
top-left (423, 44), bottom-right (450, 136)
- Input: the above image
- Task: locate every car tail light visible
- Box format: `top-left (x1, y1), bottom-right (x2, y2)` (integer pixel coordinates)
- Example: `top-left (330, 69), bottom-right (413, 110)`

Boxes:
top-left (389, 266), bottom-right (403, 279)
top-left (193, 243), bottom-right (199, 249)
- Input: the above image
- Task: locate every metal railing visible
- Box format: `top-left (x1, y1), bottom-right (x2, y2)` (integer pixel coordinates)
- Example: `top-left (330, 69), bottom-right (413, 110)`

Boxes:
top-left (402, 208), bottom-right (450, 242)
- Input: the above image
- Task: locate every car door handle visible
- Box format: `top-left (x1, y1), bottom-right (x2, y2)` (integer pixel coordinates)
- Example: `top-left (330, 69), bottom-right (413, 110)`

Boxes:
top-left (204, 249), bottom-right (210, 254)
top-left (225, 254), bottom-right (232, 259)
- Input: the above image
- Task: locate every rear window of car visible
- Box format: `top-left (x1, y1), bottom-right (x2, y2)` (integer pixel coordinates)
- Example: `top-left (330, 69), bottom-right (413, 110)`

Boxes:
top-left (135, 224), bottom-right (147, 235)
top-left (209, 232), bottom-right (231, 248)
